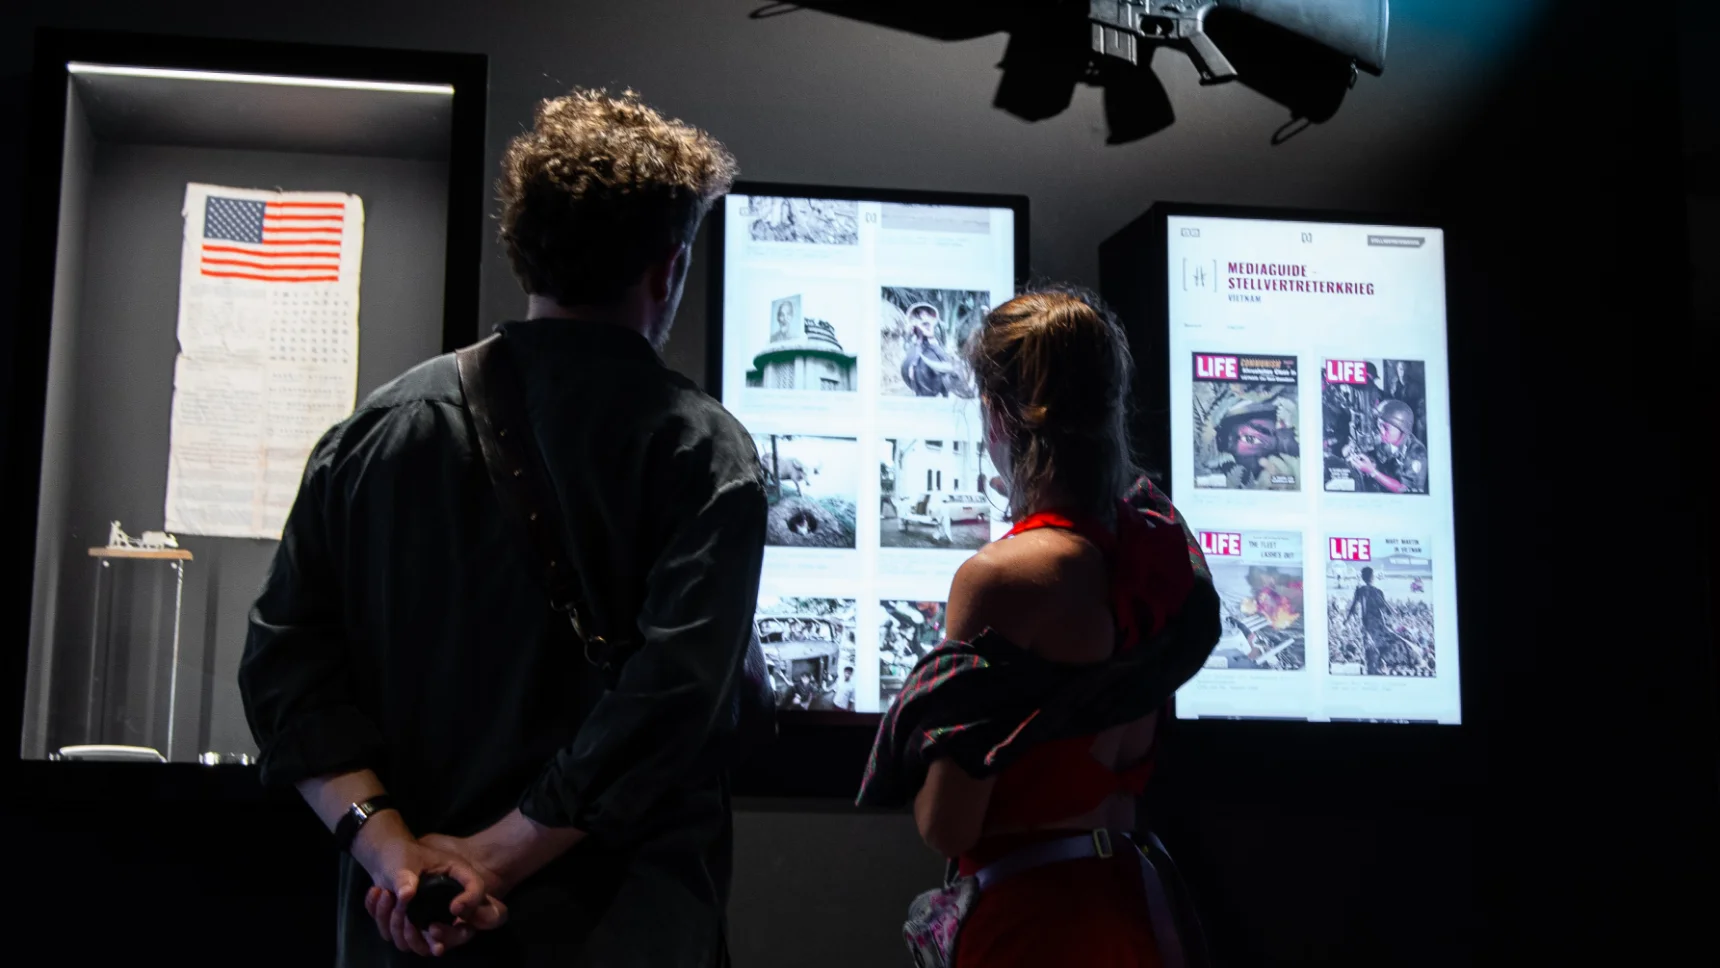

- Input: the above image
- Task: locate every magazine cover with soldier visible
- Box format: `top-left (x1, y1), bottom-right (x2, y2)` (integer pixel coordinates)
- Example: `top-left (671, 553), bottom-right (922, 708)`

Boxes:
top-left (1191, 353), bottom-right (1300, 490)
top-left (1321, 358), bottom-right (1429, 495)
top-left (1326, 534), bottom-right (1435, 678)
top-left (1197, 529), bottom-right (1306, 671)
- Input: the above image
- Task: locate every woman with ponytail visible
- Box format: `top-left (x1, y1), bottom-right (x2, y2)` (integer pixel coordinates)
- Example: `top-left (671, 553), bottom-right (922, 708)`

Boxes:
top-left (858, 288), bottom-right (1221, 968)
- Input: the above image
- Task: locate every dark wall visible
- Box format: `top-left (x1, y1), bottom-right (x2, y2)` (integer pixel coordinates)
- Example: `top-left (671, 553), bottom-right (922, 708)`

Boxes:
top-left (1679, 0), bottom-right (1720, 853)
top-left (0, 2), bottom-right (1714, 967)
top-left (21, 75), bottom-right (90, 760)
top-left (1418, 3), bottom-right (1718, 961)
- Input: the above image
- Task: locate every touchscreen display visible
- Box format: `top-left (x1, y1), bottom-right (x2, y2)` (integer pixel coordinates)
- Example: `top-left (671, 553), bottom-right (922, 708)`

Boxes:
top-left (1166, 215), bottom-right (1460, 724)
top-left (717, 193), bottom-right (1019, 714)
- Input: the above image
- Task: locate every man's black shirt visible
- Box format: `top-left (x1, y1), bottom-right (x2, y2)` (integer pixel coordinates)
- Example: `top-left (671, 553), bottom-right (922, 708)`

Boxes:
top-left (238, 320), bottom-right (767, 966)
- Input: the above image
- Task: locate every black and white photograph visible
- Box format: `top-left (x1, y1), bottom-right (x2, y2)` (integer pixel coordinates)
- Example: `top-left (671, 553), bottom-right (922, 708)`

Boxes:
top-left (742, 196), bottom-right (860, 245)
top-left (1327, 536), bottom-right (1435, 677)
top-left (880, 286), bottom-right (990, 398)
top-left (743, 288), bottom-right (859, 391)
top-left (878, 600), bottom-right (947, 706)
top-left (769, 294), bottom-right (801, 343)
top-left (754, 434), bottom-right (859, 548)
top-left (755, 596), bottom-right (859, 712)
top-left (879, 438), bottom-right (995, 549)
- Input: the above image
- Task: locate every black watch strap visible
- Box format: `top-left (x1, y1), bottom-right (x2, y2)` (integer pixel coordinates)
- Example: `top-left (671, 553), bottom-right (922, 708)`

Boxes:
top-left (334, 794), bottom-right (397, 854)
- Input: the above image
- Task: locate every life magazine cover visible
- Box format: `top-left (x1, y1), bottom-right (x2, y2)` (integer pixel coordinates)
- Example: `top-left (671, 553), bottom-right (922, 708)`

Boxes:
top-left (1192, 353), bottom-right (1300, 490)
top-left (1326, 534), bottom-right (1435, 677)
top-left (1198, 529), bottom-right (1305, 671)
top-left (1322, 358), bottom-right (1429, 495)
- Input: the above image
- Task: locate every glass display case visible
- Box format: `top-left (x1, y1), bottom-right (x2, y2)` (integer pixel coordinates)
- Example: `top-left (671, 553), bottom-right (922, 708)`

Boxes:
top-left (4, 29), bottom-right (487, 774)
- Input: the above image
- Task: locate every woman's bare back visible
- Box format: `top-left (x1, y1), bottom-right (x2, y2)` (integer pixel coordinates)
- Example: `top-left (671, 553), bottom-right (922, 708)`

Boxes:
top-left (951, 527), bottom-right (1159, 835)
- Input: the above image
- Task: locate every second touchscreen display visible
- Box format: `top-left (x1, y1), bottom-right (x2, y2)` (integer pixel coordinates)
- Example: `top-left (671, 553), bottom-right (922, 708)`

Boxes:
top-left (718, 193), bottom-right (1019, 715)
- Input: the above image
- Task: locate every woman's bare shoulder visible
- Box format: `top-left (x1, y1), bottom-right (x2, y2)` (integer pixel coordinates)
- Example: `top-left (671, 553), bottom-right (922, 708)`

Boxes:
top-left (946, 531), bottom-right (1110, 661)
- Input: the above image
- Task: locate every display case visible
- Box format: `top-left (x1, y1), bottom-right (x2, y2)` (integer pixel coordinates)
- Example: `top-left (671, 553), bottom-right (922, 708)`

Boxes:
top-left (4, 30), bottom-right (486, 781)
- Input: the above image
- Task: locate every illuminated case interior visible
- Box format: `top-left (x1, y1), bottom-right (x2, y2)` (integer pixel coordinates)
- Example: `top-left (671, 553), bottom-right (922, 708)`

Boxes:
top-left (4, 29), bottom-right (487, 774)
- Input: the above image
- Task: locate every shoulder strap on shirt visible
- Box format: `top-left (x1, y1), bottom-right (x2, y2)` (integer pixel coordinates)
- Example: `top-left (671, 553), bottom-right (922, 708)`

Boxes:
top-left (455, 334), bottom-right (631, 672)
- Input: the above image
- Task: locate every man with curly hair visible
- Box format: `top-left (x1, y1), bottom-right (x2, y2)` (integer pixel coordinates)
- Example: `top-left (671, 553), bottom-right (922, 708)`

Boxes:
top-left (239, 89), bottom-right (763, 966)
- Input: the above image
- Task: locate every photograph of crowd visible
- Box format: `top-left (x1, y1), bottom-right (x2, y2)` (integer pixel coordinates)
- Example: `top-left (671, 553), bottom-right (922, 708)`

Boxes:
top-left (1327, 559), bottom-right (1435, 677)
top-left (742, 196), bottom-right (860, 245)
top-left (1208, 560), bottom-right (1306, 671)
top-left (753, 434), bottom-right (859, 549)
top-left (880, 287), bottom-right (990, 398)
top-left (1322, 358), bottom-right (1430, 494)
top-left (755, 597), bottom-right (859, 712)
top-left (879, 439), bottom-right (995, 550)
top-left (878, 600), bottom-right (947, 706)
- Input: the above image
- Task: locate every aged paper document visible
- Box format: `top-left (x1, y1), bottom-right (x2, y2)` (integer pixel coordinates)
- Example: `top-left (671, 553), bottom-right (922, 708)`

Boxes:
top-left (165, 183), bottom-right (363, 539)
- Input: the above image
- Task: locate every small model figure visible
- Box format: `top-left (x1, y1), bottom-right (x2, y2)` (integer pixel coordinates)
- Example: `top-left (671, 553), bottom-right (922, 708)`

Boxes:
top-left (107, 521), bottom-right (180, 551)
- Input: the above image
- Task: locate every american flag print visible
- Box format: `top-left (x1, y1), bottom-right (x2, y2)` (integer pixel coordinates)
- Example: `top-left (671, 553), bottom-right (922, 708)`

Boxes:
top-left (200, 195), bottom-right (346, 283)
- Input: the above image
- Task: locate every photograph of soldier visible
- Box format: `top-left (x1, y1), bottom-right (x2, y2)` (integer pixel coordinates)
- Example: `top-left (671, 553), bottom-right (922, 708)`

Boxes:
top-left (1327, 553), bottom-right (1435, 677)
top-left (1323, 359), bottom-right (1430, 494)
top-left (742, 196), bottom-right (860, 244)
top-left (878, 600), bottom-right (947, 705)
top-left (755, 596), bottom-right (860, 710)
top-left (880, 287), bottom-right (990, 398)
top-left (753, 434), bottom-right (859, 548)
top-left (880, 439), bottom-right (995, 549)
top-left (1192, 354), bottom-right (1300, 491)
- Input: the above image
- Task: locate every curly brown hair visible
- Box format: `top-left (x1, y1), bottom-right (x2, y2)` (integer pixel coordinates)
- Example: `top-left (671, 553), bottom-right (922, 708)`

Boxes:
top-left (967, 287), bottom-right (1139, 523)
top-left (498, 88), bottom-right (738, 307)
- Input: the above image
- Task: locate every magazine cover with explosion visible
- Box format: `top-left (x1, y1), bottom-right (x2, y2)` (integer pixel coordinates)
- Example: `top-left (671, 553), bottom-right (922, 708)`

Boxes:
top-left (1197, 529), bottom-right (1306, 671)
top-left (1326, 534), bottom-right (1435, 678)
top-left (1321, 358), bottom-right (1430, 495)
top-left (1192, 353), bottom-right (1300, 490)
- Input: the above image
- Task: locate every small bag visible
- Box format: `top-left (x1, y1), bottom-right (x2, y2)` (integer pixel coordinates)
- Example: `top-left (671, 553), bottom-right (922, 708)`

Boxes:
top-left (900, 830), bottom-right (1207, 968)
top-left (455, 333), bottom-right (776, 752)
top-left (902, 861), bottom-right (978, 968)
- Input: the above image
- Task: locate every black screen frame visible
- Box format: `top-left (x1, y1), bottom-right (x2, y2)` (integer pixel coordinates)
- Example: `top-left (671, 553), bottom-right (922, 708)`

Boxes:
top-left (1, 28), bottom-right (488, 807)
top-left (707, 180), bottom-right (1030, 797)
top-left (1104, 201), bottom-right (1480, 803)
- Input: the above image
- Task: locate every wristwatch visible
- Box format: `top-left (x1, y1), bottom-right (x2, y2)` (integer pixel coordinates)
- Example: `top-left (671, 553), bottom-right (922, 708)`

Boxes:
top-left (334, 794), bottom-right (398, 854)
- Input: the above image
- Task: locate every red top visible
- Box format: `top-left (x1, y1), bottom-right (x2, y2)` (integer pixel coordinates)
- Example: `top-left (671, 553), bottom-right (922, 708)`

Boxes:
top-left (957, 506), bottom-right (1174, 871)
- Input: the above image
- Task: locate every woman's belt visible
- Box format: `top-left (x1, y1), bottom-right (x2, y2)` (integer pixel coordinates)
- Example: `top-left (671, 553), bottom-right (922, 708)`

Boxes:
top-left (969, 828), bottom-right (1188, 968)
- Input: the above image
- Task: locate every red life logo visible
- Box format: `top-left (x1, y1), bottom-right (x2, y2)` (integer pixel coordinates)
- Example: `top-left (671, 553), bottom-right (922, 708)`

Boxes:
top-left (1194, 354), bottom-right (1239, 380)
top-left (1329, 537), bottom-right (1371, 561)
top-left (1325, 360), bottom-right (1370, 384)
top-left (1200, 532), bottom-right (1242, 557)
